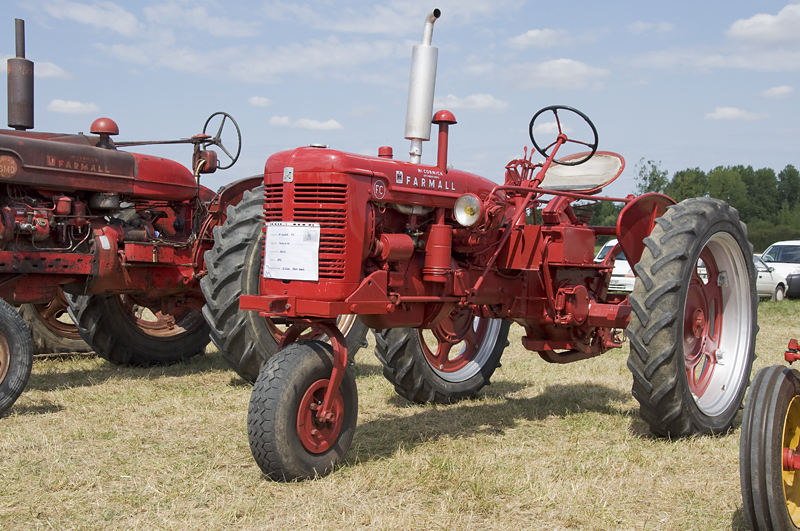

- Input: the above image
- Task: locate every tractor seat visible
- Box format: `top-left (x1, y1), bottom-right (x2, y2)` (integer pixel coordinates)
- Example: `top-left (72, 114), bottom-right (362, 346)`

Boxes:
top-left (539, 151), bottom-right (625, 193)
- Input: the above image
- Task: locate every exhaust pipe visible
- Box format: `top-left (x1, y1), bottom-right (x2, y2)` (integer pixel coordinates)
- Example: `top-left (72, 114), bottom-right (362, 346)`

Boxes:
top-left (8, 18), bottom-right (34, 131)
top-left (404, 9), bottom-right (441, 164)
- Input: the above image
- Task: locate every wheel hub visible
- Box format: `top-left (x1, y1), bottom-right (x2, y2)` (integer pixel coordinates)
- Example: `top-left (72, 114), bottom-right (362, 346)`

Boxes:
top-left (296, 379), bottom-right (344, 454)
top-left (0, 333), bottom-right (9, 382)
top-left (783, 395), bottom-right (800, 525)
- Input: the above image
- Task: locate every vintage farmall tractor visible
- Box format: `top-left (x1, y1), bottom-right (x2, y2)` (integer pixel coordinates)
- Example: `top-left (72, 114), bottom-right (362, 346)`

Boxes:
top-left (0, 19), bottom-right (367, 415)
top-left (200, 9), bottom-right (759, 480)
top-left (740, 340), bottom-right (800, 530)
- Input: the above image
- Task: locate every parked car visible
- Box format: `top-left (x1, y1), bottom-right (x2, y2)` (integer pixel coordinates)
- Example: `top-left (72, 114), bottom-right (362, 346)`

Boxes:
top-left (760, 240), bottom-right (800, 298)
top-left (594, 239), bottom-right (635, 292)
top-left (753, 255), bottom-right (787, 301)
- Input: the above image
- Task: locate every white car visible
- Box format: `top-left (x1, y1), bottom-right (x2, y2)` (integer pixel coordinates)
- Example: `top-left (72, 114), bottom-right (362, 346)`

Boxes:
top-left (594, 239), bottom-right (635, 293)
top-left (761, 240), bottom-right (800, 299)
top-left (753, 255), bottom-right (786, 301)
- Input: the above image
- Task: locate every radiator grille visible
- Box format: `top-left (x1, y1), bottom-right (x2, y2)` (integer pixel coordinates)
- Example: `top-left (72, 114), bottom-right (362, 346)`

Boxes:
top-left (263, 181), bottom-right (348, 280)
top-left (294, 183), bottom-right (347, 279)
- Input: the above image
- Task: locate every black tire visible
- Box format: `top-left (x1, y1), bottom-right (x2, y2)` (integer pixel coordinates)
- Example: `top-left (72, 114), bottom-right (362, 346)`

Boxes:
top-left (18, 289), bottom-right (91, 355)
top-left (0, 299), bottom-right (34, 416)
top-left (248, 340), bottom-right (358, 480)
top-left (374, 314), bottom-right (510, 404)
top-left (200, 187), bottom-right (368, 383)
top-left (67, 294), bottom-right (209, 366)
top-left (773, 284), bottom-right (786, 303)
top-left (627, 197), bottom-right (757, 437)
top-left (740, 365), bottom-right (800, 531)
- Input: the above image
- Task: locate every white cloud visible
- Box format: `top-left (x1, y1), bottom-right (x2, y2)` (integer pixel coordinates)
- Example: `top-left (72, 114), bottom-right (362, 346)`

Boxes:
top-left (628, 21), bottom-right (674, 35)
top-left (511, 59), bottom-right (610, 89)
top-left (434, 93), bottom-right (509, 112)
top-left (47, 99), bottom-right (100, 114)
top-left (35, 62), bottom-right (70, 79)
top-left (762, 85), bottom-right (794, 98)
top-left (143, 2), bottom-right (259, 37)
top-left (248, 96), bottom-right (272, 107)
top-left (533, 121), bottom-right (574, 135)
top-left (269, 116), bottom-right (343, 130)
top-left (508, 28), bottom-right (572, 49)
top-left (704, 107), bottom-right (767, 121)
top-left (42, 0), bottom-right (141, 37)
top-left (628, 47), bottom-right (800, 73)
top-left (727, 4), bottom-right (800, 46)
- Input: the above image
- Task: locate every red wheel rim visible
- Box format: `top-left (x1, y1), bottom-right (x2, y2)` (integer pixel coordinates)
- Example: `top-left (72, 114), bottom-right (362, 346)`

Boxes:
top-left (683, 248), bottom-right (723, 399)
top-left (296, 379), bottom-right (344, 454)
top-left (115, 295), bottom-right (205, 338)
top-left (420, 307), bottom-right (488, 373)
top-left (32, 290), bottom-right (83, 340)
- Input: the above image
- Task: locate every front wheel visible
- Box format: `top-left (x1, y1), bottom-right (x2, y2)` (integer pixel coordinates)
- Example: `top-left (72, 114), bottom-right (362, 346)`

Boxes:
top-left (774, 284), bottom-right (786, 302)
top-left (67, 294), bottom-right (210, 366)
top-left (18, 289), bottom-right (91, 355)
top-left (248, 340), bottom-right (358, 480)
top-left (740, 365), bottom-right (800, 531)
top-left (374, 312), bottom-right (510, 403)
top-left (0, 299), bottom-right (34, 416)
top-left (627, 197), bottom-right (757, 437)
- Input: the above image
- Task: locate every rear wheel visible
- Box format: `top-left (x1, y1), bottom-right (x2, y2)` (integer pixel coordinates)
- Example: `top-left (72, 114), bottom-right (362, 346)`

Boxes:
top-left (374, 310), bottom-right (510, 403)
top-left (18, 289), bottom-right (91, 355)
top-left (0, 299), bottom-right (33, 416)
top-left (627, 197), bottom-right (757, 436)
top-left (67, 294), bottom-right (209, 366)
top-left (248, 340), bottom-right (358, 480)
top-left (201, 187), bottom-right (368, 383)
top-left (740, 365), bottom-right (800, 531)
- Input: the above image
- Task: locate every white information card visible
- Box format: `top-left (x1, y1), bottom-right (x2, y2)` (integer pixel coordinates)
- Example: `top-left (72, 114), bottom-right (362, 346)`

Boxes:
top-left (263, 222), bottom-right (320, 281)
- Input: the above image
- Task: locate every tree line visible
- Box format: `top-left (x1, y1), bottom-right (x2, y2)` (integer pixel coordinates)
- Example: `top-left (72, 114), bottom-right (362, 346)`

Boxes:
top-left (588, 158), bottom-right (800, 252)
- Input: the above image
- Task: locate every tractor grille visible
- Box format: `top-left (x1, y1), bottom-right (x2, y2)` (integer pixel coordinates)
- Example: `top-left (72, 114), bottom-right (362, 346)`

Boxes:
top-left (263, 183), bottom-right (283, 223)
top-left (263, 181), bottom-right (348, 280)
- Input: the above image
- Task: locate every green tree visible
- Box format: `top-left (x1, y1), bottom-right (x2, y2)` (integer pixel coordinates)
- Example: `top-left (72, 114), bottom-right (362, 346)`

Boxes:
top-left (778, 164), bottom-right (800, 209)
top-left (731, 165), bottom-right (779, 223)
top-left (707, 166), bottom-right (748, 213)
top-left (633, 158), bottom-right (669, 195)
top-left (664, 168), bottom-right (707, 202)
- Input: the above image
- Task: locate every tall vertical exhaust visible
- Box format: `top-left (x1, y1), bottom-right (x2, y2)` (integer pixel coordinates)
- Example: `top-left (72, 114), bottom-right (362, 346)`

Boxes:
top-left (404, 9), bottom-right (440, 164)
top-left (8, 18), bottom-right (34, 131)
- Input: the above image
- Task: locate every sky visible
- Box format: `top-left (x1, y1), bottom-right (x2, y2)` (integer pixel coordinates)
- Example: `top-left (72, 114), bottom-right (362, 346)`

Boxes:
top-left (3, 0), bottom-right (800, 197)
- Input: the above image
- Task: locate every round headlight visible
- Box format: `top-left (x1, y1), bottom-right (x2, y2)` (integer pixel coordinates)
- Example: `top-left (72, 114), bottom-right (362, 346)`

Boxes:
top-left (454, 194), bottom-right (483, 227)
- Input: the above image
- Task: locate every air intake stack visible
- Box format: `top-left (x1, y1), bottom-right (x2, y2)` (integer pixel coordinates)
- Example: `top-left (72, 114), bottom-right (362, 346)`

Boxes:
top-left (404, 9), bottom-right (440, 164)
top-left (8, 18), bottom-right (34, 131)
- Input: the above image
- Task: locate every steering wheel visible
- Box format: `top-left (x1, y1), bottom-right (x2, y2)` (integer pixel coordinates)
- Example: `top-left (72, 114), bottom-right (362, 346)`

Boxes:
top-left (202, 112), bottom-right (241, 170)
top-left (528, 105), bottom-right (598, 166)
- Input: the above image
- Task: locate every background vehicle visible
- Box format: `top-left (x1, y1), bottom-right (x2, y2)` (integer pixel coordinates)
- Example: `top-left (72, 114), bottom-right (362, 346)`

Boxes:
top-left (761, 240), bottom-right (800, 298)
top-left (754, 255), bottom-right (787, 301)
top-left (0, 19), bottom-right (366, 415)
top-left (740, 340), bottom-right (800, 530)
top-left (202, 10), bottom-right (758, 481)
top-left (594, 238), bottom-right (635, 293)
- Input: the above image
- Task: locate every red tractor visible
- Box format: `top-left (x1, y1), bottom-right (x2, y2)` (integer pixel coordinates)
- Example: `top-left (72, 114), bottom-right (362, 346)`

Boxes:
top-left (0, 18), bottom-right (368, 415)
top-left (740, 340), bottom-right (800, 530)
top-left (201, 10), bottom-right (759, 480)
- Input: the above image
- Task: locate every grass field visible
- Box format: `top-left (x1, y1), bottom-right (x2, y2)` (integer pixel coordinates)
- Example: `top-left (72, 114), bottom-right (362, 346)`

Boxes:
top-left (1, 300), bottom-right (797, 530)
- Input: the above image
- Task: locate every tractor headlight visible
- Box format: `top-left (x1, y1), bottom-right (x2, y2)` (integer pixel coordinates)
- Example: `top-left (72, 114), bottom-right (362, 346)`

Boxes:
top-left (454, 194), bottom-right (483, 227)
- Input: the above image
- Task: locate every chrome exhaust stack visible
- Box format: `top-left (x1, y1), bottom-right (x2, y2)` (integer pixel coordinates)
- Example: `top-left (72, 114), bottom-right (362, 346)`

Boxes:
top-left (7, 19), bottom-right (34, 131)
top-left (404, 9), bottom-right (441, 164)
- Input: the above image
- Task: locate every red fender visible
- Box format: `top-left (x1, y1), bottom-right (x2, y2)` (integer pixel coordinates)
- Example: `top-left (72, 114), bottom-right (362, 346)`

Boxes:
top-left (616, 193), bottom-right (676, 268)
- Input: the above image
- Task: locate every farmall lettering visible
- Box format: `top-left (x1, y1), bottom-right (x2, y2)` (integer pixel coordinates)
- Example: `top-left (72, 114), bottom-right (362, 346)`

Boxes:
top-left (46, 154), bottom-right (111, 174)
top-left (396, 168), bottom-right (456, 191)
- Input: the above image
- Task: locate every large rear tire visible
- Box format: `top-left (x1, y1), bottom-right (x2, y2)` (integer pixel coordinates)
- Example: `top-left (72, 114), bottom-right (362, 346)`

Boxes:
top-left (627, 197), bottom-right (757, 437)
top-left (248, 340), bottom-right (358, 480)
top-left (18, 289), bottom-right (91, 355)
top-left (740, 365), bottom-right (800, 531)
top-left (374, 311), bottom-right (510, 404)
top-left (0, 299), bottom-right (34, 416)
top-left (200, 187), bottom-right (368, 383)
top-left (67, 294), bottom-right (209, 366)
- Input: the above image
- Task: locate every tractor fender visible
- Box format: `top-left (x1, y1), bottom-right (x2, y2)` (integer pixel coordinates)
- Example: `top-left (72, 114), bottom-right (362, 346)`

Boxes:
top-left (615, 193), bottom-right (675, 269)
top-left (215, 175), bottom-right (265, 221)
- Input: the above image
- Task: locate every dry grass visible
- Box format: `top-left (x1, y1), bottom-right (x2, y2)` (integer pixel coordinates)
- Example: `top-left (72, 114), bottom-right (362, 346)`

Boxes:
top-left (1, 301), bottom-right (796, 530)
